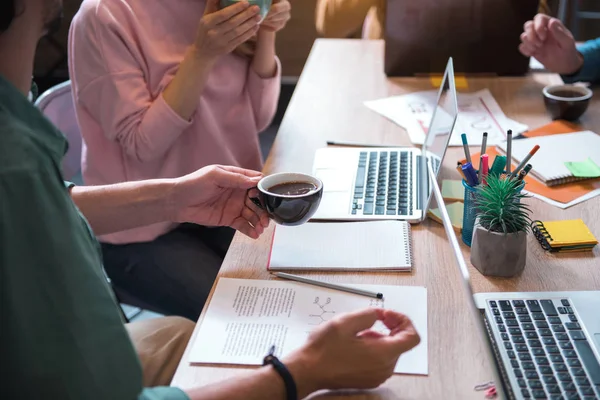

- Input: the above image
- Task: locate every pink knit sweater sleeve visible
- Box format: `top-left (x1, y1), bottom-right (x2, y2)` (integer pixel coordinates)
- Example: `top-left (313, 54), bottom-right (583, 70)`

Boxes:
top-left (246, 57), bottom-right (282, 133)
top-left (69, 4), bottom-right (192, 163)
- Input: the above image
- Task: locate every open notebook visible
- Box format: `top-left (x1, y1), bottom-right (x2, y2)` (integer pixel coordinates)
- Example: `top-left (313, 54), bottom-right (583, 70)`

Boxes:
top-left (268, 221), bottom-right (413, 271)
top-left (497, 131), bottom-right (600, 186)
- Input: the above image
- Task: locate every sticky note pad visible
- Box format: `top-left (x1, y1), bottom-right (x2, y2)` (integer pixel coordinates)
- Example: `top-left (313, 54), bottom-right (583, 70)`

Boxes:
top-left (442, 180), bottom-right (465, 201)
top-left (430, 75), bottom-right (468, 89)
top-left (428, 202), bottom-right (464, 232)
top-left (564, 158), bottom-right (600, 178)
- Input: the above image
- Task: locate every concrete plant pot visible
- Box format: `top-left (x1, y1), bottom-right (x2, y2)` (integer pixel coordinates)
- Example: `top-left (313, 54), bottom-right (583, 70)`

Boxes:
top-left (470, 220), bottom-right (527, 277)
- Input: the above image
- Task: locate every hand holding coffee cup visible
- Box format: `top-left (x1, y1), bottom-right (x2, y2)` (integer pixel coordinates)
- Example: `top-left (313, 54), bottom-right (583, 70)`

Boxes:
top-left (220, 0), bottom-right (273, 22)
top-left (195, 0), bottom-right (261, 61)
top-left (251, 172), bottom-right (323, 226)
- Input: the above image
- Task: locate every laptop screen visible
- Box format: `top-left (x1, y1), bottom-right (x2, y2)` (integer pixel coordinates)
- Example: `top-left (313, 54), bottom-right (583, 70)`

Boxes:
top-left (422, 58), bottom-right (458, 214)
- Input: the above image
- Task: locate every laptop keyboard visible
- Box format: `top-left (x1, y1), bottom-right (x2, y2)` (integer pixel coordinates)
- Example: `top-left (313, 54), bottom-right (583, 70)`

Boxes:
top-left (489, 299), bottom-right (600, 399)
top-left (352, 151), bottom-right (413, 216)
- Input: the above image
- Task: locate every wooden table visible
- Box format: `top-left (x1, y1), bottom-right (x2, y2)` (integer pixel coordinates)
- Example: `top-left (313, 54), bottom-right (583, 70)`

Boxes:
top-left (172, 39), bottom-right (600, 399)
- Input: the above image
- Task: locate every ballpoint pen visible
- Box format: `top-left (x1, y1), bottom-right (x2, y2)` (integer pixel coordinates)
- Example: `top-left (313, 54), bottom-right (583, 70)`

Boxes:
top-left (272, 272), bottom-right (384, 299)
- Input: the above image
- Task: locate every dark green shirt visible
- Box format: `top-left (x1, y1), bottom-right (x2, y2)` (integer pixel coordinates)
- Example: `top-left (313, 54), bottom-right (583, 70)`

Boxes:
top-left (0, 76), bottom-right (188, 400)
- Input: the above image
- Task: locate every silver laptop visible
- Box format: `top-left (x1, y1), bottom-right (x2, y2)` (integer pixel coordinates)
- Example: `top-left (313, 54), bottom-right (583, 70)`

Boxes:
top-left (428, 162), bottom-right (600, 400)
top-left (311, 57), bottom-right (458, 223)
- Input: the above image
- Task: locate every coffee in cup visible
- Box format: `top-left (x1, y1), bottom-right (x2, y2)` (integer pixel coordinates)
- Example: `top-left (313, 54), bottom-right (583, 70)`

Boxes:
top-left (251, 172), bottom-right (323, 226)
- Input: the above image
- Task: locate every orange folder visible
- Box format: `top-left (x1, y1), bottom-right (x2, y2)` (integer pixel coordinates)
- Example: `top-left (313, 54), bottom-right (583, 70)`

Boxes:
top-left (464, 120), bottom-right (600, 204)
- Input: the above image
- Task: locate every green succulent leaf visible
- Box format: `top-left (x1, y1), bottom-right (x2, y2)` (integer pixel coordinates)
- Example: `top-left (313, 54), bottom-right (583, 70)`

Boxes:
top-left (474, 175), bottom-right (532, 234)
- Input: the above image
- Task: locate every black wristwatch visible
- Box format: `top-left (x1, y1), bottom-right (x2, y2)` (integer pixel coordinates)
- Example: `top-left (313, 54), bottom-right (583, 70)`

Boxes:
top-left (263, 345), bottom-right (298, 400)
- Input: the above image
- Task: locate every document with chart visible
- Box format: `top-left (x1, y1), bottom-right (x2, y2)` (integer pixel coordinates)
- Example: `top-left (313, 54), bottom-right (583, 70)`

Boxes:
top-left (188, 278), bottom-right (428, 375)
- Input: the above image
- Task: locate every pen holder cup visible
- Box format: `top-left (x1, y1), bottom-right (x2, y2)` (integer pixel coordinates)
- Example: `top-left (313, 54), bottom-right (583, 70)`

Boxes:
top-left (462, 180), bottom-right (478, 247)
top-left (461, 178), bottom-right (525, 247)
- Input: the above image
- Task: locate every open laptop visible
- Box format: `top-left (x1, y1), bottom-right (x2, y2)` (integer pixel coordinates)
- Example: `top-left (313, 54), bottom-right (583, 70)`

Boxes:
top-left (311, 57), bottom-right (458, 223)
top-left (428, 161), bottom-right (600, 400)
top-left (384, 0), bottom-right (539, 76)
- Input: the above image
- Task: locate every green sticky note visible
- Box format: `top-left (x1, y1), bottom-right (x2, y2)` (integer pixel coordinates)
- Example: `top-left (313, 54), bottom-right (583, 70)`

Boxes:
top-left (442, 180), bottom-right (465, 201)
top-left (564, 158), bottom-right (600, 178)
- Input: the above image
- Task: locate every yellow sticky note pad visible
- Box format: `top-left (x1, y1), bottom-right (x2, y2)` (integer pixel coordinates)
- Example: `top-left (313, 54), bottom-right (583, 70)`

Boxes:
top-left (428, 202), bottom-right (464, 233)
top-left (430, 75), bottom-right (468, 89)
top-left (442, 180), bottom-right (465, 201)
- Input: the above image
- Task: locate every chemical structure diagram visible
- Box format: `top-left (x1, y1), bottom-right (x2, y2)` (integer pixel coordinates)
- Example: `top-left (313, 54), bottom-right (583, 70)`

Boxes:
top-left (308, 296), bottom-right (336, 325)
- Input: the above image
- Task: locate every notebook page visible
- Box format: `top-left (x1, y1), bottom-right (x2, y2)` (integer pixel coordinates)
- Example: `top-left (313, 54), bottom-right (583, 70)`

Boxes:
top-left (188, 278), bottom-right (428, 375)
top-left (269, 221), bottom-right (412, 271)
top-left (497, 131), bottom-right (600, 182)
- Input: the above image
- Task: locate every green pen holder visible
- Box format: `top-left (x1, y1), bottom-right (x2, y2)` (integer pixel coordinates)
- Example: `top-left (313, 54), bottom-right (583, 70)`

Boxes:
top-left (461, 176), bottom-right (525, 247)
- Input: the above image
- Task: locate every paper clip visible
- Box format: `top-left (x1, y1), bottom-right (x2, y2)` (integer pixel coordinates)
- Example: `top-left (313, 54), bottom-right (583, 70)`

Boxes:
top-left (474, 381), bottom-right (494, 391)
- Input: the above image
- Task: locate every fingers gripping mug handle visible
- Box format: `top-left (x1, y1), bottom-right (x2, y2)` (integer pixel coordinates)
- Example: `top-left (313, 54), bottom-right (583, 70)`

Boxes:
top-left (249, 187), bottom-right (265, 210)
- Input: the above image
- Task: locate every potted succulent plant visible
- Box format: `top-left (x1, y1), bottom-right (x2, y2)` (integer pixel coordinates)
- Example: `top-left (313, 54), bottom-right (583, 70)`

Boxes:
top-left (470, 175), bottom-right (532, 277)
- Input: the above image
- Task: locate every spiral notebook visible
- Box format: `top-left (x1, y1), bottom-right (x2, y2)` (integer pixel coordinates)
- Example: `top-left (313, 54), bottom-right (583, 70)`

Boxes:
top-left (531, 219), bottom-right (598, 253)
top-left (497, 131), bottom-right (600, 186)
top-left (268, 221), bottom-right (413, 271)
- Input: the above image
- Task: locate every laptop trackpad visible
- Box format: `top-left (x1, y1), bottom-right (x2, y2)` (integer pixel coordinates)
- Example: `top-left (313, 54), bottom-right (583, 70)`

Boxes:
top-left (313, 192), bottom-right (351, 218)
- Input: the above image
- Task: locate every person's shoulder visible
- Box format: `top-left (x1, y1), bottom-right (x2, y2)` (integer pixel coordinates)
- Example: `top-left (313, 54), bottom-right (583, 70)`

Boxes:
top-left (0, 108), bottom-right (55, 176)
top-left (75, 0), bottom-right (136, 29)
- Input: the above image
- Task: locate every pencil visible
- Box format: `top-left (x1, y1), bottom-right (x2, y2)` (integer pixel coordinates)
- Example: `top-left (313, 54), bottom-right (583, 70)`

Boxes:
top-left (272, 272), bottom-right (383, 299)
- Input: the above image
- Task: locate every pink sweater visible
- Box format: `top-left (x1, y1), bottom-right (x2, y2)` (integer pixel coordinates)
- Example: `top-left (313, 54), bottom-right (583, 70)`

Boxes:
top-left (68, 0), bottom-right (281, 244)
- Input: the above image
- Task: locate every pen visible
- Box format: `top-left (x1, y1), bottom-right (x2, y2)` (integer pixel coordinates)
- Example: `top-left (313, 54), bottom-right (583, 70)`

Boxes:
top-left (325, 141), bottom-right (400, 148)
top-left (478, 155), bottom-right (483, 183)
top-left (272, 272), bottom-right (384, 299)
top-left (512, 145), bottom-right (540, 177)
top-left (462, 162), bottom-right (479, 186)
top-left (456, 162), bottom-right (467, 180)
top-left (481, 154), bottom-right (489, 185)
top-left (506, 130), bottom-right (512, 175)
top-left (461, 133), bottom-right (472, 164)
top-left (480, 132), bottom-right (488, 157)
top-left (490, 155), bottom-right (507, 177)
top-left (517, 164), bottom-right (532, 182)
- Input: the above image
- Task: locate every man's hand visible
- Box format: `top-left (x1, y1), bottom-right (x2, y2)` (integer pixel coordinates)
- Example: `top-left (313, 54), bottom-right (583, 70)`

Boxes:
top-left (169, 165), bottom-right (270, 239)
top-left (194, 0), bottom-right (261, 61)
top-left (261, 0), bottom-right (291, 33)
top-left (283, 308), bottom-right (420, 397)
top-left (519, 13), bottom-right (583, 75)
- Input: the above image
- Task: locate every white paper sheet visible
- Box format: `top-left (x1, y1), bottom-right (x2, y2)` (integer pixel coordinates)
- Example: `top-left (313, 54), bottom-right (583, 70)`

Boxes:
top-left (189, 278), bottom-right (428, 375)
top-left (269, 221), bottom-right (412, 271)
top-left (364, 89), bottom-right (528, 146)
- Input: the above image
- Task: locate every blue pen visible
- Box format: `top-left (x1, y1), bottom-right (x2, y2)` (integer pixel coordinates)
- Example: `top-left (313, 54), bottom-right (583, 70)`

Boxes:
top-left (461, 162), bottom-right (479, 186)
top-left (461, 133), bottom-right (472, 164)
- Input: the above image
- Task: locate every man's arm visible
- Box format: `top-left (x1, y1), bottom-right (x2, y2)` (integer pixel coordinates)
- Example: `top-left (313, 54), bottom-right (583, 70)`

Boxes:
top-left (562, 38), bottom-right (600, 84)
top-left (70, 179), bottom-right (175, 236)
